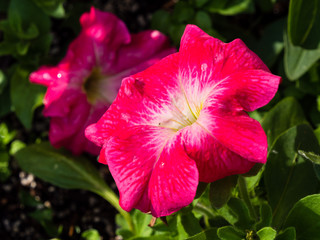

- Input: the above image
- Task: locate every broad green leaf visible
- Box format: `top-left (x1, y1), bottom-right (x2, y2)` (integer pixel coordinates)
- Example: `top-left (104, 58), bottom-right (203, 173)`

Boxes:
top-left (284, 194), bottom-right (320, 240)
top-left (151, 10), bottom-right (171, 34)
top-left (195, 182), bottom-right (208, 199)
top-left (81, 229), bottom-right (101, 240)
top-left (132, 210), bottom-right (152, 237)
top-left (15, 142), bottom-right (109, 194)
top-left (116, 213), bottom-right (134, 239)
top-left (243, 164), bottom-right (264, 192)
top-left (169, 24), bottom-right (187, 46)
top-left (194, 11), bottom-right (212, 30)
top-left (255, 203), bottom-right (273, 230)
top-left (151, 215), bottom-right (179, 237)
top-left (191, 0), bottom-right (209, 8)
top-left (186, 228), bottom-right (219, 240)
top-left (227, 197), bottom-right (254, 230)
top-left (9, 140), bottom-right (26, 155)
top-left (31, 0), bottom-right (66, 18)
top-left (296, 65), bottom-right (320, 96)
top-left (176, 214), bottom-right (190, 240)
top-left (254, 18), bottom-right (285, 67)
top-left (288, 0), bottom-right (320, 48)
top-left (217, 226), bottom-right (244, 240)
top-left (10, 67), bottom-right (45, 129)
top-left (315, 126), bottom-right (320, 143)
top-left (173, 2), bottom-right (194, 23)
top-left (284, 32), bottom-right (320, 80)
top-left (264, 124), bottom-right (320, 228)
top-left (180, 211), bottom-right (202, 236)
top-left (298, 150), bottom-right (320, 164)
top-left (256, 227), bottom-right (277, 240)
top-left (261, 97), bottom-right (307, 147)
top-left (206, 0), bottom-right (253, 15)
top-left (0, 122), bottom-right (16, 146)
top-left (275, 227), bottom-right (296, 240)
top-left (209, 175), bottom-right (238, 209)
top-left (9, 0), bottom-right (50, 35)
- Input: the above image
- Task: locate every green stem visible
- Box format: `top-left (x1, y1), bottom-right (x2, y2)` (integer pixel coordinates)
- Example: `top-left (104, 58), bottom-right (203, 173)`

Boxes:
top-left (238, 176), bottom-right (257, 220)
top-left (97, 184), bottom-right (135, 233)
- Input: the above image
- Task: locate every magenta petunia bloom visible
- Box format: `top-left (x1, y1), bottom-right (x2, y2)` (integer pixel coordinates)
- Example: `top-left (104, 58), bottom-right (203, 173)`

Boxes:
top-left (29, 7), bottom-right (175, 155)
top-left (85, 25), bottom-right (281, 217)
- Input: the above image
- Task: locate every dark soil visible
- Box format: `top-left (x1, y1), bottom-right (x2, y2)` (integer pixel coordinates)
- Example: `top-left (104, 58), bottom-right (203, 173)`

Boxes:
top-left (0, 1), bottom-right (171, 239)
top-left (0, 157), bottom-right (118, 240)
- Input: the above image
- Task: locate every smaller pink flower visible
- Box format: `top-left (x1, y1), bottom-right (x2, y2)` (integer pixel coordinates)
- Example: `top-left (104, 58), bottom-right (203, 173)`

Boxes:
top-left (29, 7), bottom-right (176, 155)
top-left (85, 25), bottom-right (281, 217)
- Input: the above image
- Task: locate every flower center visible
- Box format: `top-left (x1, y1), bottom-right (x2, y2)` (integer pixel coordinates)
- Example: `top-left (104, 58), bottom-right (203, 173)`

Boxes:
top-left (83, 67), bottom-right (116, 105)
top-left (158, 91), bottom-right (202, 132)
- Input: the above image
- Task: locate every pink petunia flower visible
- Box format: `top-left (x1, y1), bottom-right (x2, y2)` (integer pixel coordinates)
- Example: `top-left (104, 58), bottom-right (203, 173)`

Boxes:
top-left (29, 7), bottom-right (176, 155)
top-left (85, 25), bottom-right (281, 217)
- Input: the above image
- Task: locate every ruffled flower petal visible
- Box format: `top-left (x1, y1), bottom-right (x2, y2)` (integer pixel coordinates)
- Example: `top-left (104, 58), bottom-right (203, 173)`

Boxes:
top-left (103, 126), bottom-right (198, 217)
top-left (181, 124), bottom-right (255, 182)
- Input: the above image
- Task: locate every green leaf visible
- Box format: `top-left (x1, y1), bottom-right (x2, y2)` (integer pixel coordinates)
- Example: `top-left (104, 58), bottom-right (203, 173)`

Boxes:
top-left (191, 0), bottom-right (209, 8)
top-left (15, 142), bottom-right (108, 194)
top-left (0, 70), bottom-right (6, 94)
top-left (284, 194), bottom-right (320, 240)
top-left (169, 24), bottom-right (187, 46)
top-left (31, 0), bottom-right (66, 18)
top-left (0, 150), bottom-right (11, 182)
top-left (151, 215), bottom-right (179, 237)
top-left (9, 0), bottom-right (50, 35)
top-left (261, 97), bottom-right (307, 147)
top-left (284, 32), bottom-right (320, 80)
top-left (186, 228), bottom-right (219, 240)
top-left (275, 227), bottom-right (296, 240)
top-left (9, 140), bottom-right (26, 155)
top-left (206, 0), bottom-right (253, 15)
top-left (255, 203), bottom-right (273, 230)
top-left (264, 124), bottom-right (320, 228)
top-left (288, 0), bottom-right (320, 48)
top-left (181, 211), bottom-right (202, 236)
top-left (256, 227), bottom-right (277, 240)
top-left (151, 10), bottom-right (171, 35)
top-left (243, 164), bottom-right (264, 193)
top-left (254, 18), bottom-right (285, 67)
top-left (217, 226), bottom-right (244, 240)
top-left (209, 175), bottom-right (238, 209)
top-left (194, 11), bottom-right (212, 30)
top-left (227, 197), bottom-right (254, 230)
top-left (10, 67), bottom-right (45, 129)
top-left (195, 182), bottom-right (208, 199)
top-left (298, 150), bottom-right (320, 164)
top-left (173, 2), bottom-right (195, 23)
top-left (0, 122), bottom-right (16, 146)
top-left (81, 229), bottom-right (101, 240)
top-left (29, 208), bottom-right (59, 237)
top-left (116, 213), bottom-right (134, 239)
top-left (19, 190), bottom-right (42, 208)
top-left (132, 210), bottom-right (152, 237)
